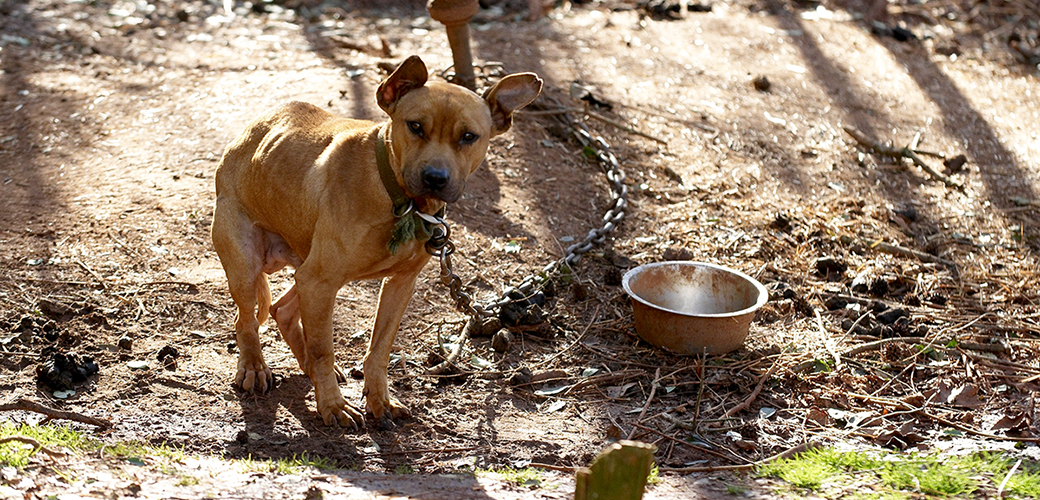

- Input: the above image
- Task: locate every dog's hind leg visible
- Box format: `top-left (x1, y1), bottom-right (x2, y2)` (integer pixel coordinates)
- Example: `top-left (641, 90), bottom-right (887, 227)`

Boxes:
top-left (212, 198), bottom-right (274, 393)
top-left (272, 285), bottom-right (348, 383)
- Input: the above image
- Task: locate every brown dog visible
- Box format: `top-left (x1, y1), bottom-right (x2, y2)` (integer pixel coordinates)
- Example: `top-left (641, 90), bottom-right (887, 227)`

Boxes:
top-left (212, 56), bottom-right (541, 428)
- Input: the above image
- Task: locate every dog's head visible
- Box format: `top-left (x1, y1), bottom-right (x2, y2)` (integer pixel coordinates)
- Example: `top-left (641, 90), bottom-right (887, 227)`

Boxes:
top-left (377, 56), bottom-right (542, 204)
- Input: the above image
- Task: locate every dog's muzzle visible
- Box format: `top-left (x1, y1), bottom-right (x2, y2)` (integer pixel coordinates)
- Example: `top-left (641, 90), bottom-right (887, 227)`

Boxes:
top-left (416, 163), bottom-right (462, 202)
top-left (421, 165), bottom-right (451, 192)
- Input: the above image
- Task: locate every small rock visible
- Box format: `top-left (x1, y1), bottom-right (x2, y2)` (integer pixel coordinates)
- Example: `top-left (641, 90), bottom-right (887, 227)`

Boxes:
top-left (477, 317), bottom-right (502, 337)
top-left (894, 205), bottom-right (919, 223)
top-left (499, 300), bottom-right (525, 327)
top-left (944, 154), bottom-right (967, 174)
top-left (491, 329), bottom-right (513, 354)
top-left (571, 282), bottom-right (588, 301)
top-left (891, 26), bottom-right (915, 42)
top-left (752, 75), bottom-right (771, 92)
top-left (304, 485), bottom-right (324, 500)
top-left (876, 307), bottom-right (908, 325)
top-left (118, 336), bottom-right (133, 351)
top-left (127, 360), bottom-right (149, 370)
top-left (158, 345), bottom-right (179, 371)
top-left (870, 300), bottom-right (889, 313)
top-left (235, 430), bottom-right (248, 444)
top-left (662, 247), bottom-right (694, 261)
top-left (824, 295), bottom-right (847, 311)
top-left (603, 266), bottom-right (623, 286)
top-left (925, 294), bottom-right (948, 306)
top-left (840, 318), bottom-right (868, 335)
top-left (519, 304), bottom-right (544, 326)
top-left (768, 212), bottom-right (791, 232)
top-left (868, 278), bottom-right (890, 297)
top-left (509, 367), bottom-right (533, 386)
top-left (157, 345), bottom-right (179, 361)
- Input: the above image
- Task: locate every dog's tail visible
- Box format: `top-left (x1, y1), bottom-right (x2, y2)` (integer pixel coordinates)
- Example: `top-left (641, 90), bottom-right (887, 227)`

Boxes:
top-left (256, 274), bottom-right (272, 325)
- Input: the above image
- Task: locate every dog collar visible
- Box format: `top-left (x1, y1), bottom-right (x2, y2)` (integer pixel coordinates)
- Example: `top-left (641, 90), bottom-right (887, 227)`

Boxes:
top-left (376, 125), bottom-right (446, 255)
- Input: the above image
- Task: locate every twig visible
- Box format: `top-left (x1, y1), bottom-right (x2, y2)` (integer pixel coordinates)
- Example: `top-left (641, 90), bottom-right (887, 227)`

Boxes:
top-left (565, 370), bottom-right (643, 395)
top-left (0, 348), bottom-right (38, 357)
top-left (532, 305), bottom-right (601, 369)
top-left (724, 356), bottom-right (781, 418)
top-left (658, 442), bottom-right (820, 473)
top-left (528, 462), bottom-right (578, 472)
top-left (792, 337), bottom-right (929, 373)
top-left (585, 109), bottom-right (669, 146)
top-left (845, 392), bottom-right (1040, 442)
top-left (425, 317), bottom-right (479, 376)
top-left (0, 436), bottom-right (63, 457)
top-left (141, 281), bottom-right (200, 290)
top-left (843, 125), bottom-right (963, 189)
top-left (632, 423), bottom-right (749, 464)
top-left (0, 398), bottom-right (112, 429)
top-left (997, 459), bottom-right (1022, 498)
top-left (627, 368), bottom-right (661, 440)
top-left (382, 445), bottom-right (483, 456)
top-left (842, 235), bottom-right (957, 267)
top-left (693, 351), bottom-right (706, 425)
top-left (815, 308), bottom-right (842, 371)
top-left (74, 258), bottom-right (108, 290)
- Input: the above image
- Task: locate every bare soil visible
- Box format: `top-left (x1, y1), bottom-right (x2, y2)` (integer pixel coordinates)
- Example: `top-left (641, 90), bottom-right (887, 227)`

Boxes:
top-left (2, 0), bottom-right (1039, 498)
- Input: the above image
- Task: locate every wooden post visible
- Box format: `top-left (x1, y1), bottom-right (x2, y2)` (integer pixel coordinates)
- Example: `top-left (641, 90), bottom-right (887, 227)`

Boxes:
top-left (575, 440), bottom-right (657, 500)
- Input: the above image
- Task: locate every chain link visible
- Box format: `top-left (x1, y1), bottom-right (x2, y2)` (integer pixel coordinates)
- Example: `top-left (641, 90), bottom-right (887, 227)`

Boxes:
top-left (423, 95), bottom-right (629, 318)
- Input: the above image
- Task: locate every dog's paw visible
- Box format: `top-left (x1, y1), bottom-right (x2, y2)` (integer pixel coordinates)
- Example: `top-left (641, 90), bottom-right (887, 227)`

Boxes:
top-left (317, 399), bottom-right (365, 430)
top-left (366, 395), bottom-right (412, 422)
top-left (235, 360), bottom-right (273, 393)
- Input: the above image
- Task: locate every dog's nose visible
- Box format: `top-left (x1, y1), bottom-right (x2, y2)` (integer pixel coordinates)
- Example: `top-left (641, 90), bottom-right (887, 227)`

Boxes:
top-left (421, 166), bottom-right (450, 192)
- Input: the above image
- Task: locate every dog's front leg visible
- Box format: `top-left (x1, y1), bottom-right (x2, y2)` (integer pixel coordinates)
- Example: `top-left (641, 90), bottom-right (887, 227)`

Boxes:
top-left (363, 268), bottom-right (423, 425)
top-left (295, 268), bottom-right (365, 429)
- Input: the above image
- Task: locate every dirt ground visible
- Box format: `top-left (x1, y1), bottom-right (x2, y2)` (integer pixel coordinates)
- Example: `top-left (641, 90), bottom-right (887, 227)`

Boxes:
top-left (2, 0), bottom-right (1040, 498)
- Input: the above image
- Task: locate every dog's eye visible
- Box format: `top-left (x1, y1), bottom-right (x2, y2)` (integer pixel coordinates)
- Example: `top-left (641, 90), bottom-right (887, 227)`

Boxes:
top-left (459, 132), bottom-right (479, 145)
top-left (407, 121), bottom-right (424, 137)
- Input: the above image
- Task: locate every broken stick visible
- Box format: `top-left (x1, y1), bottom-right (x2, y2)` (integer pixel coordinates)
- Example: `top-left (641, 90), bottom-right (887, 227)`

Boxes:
top-left (0, 398), bottom-right (112, 429)
top-left (843, 125), bottom-right (963, 189)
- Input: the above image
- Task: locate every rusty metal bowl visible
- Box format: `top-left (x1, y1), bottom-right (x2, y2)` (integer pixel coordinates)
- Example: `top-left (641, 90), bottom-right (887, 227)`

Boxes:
top-left (622, 261), bottom-right (768, 355)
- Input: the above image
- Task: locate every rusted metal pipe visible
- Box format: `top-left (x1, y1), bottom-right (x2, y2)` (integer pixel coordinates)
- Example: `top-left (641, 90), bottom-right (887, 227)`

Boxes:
top-left (427, 0), bottom-right (478, 90)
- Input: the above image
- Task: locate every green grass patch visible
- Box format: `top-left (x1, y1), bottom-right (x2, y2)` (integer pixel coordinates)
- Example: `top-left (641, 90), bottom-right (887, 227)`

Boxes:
top-left (237, 453), bottom-right (335, 474)
top-left (647, 464), bottom-right (661, 485)
top-left (478, 467), bottom-right (543, 487)
top-left (757, 447), bottom-right (879, 490)
top-left (757, 447), bottom-right (1040, 499)
top-left (0, 422), bottom-right (96, 467)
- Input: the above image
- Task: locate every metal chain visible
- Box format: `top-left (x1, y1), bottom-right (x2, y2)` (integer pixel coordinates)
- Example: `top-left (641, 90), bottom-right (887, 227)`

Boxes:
top-left (422, 95), bottom-right (629, 317)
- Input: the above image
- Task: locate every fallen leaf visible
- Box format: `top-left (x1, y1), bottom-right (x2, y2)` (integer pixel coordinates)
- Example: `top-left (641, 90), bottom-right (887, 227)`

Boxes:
top-left (533, 385), bottom-right (571, 396)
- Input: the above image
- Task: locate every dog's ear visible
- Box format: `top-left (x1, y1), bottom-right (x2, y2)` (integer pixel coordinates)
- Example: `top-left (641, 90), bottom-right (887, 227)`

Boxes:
top-left (377, 56), bottom-right (429, 113)
top-left (483, 73), bottom-right (543, 136)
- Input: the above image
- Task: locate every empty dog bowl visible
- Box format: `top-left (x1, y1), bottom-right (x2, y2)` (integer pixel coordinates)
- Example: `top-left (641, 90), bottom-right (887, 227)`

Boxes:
top-left (622, 261), bottom-right (768, 355)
